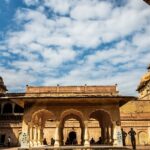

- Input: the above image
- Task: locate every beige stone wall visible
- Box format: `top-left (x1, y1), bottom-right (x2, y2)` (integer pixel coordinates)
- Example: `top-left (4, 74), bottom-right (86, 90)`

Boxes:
top-left (120, 100), bottom-right (150, 145)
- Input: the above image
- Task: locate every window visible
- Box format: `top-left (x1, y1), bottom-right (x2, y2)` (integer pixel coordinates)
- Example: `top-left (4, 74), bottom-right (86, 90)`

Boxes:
top-left (3, 103), bottom-right (12, 113)
top-left (14, 105), bottom-right (24, 113)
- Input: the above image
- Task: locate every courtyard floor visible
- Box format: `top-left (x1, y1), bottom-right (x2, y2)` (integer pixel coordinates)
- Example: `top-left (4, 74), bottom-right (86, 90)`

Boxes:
top-left (0, 146), bottom-right (150, 150)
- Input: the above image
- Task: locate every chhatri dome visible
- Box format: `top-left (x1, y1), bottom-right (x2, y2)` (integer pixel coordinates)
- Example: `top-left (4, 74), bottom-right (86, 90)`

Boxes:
top-left (137, 64), bottom-right (150, 91)
top-left (0, 76), bottom-right (7, 93)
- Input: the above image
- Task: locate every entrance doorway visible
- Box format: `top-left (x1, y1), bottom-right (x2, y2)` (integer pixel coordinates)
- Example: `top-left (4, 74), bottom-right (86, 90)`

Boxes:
top-left (68, 130), bottom-right (77, 145)
top-left (0, 134), bottom-right (5, 145)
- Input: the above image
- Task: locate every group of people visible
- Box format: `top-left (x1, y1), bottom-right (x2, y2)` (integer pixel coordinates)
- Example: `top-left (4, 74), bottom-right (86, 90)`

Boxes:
top-left (89, 128), bottom-right (136, 150)
top-left (122, 128), bottom-right (136, 150)
top-left (90, 137), bottom-right (103, 145)
top-left (43, 137), bottom-right (55, 146)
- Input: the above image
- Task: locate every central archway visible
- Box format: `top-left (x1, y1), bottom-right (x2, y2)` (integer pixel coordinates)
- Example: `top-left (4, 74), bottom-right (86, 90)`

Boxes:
top-left (59, 109), bottom-right (85, 146)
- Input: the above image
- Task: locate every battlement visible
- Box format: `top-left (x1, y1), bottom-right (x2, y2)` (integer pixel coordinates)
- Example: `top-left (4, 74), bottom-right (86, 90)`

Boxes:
top-left (26, 85), bottom-right (118, 96)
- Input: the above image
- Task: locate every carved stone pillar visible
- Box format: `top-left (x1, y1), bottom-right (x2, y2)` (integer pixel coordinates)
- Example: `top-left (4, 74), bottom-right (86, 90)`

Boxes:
top-left (29, 124), bottom-right (33, 147)
top-left (113, 121), bottom-right (123, 146)
top-left (106, 126), bottom-right (109, 144)
top-left (54, 121), bottom-right (60, 147)
top-left (33, 126), bottom-right (38, 146)
top-left (84, 121), bottom-right (90, 147)
top-left (1, 103), bottom-right (4, 114)
top-left (37, 126), bottom-right (42, 145)
top-left (12, 103), bottom-right (15, 113)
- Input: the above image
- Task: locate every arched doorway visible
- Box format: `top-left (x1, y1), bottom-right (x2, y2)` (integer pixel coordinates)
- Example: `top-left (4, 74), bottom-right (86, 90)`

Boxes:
top-left (89, 110), bottom-right (113, 145)
top-left (138, 131), bottom-right (148, 145)
top-left (59, 109), bottom-right (85, 146)
top-left (31, 109), bottom-right (56, 146)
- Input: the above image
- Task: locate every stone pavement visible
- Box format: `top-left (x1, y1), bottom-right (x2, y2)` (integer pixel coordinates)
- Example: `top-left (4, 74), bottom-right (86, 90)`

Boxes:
top-left (0, 146), bottom-right (150, 150)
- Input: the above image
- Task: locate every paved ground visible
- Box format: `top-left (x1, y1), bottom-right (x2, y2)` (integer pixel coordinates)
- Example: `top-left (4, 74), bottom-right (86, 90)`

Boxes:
top-left (0, 146), bottom-right (150, 150)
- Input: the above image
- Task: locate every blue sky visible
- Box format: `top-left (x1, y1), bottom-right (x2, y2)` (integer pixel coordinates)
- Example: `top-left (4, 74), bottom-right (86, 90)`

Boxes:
top-left (0, 0), bottom-right (150, 95)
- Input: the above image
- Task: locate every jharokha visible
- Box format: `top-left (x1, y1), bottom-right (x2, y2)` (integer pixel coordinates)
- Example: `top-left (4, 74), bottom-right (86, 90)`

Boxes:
top-left (0, 65), bottom-right (150, 149)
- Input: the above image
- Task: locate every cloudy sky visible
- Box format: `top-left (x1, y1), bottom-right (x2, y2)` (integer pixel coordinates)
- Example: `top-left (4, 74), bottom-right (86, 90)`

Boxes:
top-left (0, 0), bottom-right (150, 95)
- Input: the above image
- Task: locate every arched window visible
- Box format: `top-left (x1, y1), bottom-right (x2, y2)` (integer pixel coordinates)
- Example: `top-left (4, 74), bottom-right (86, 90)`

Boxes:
top-left (14, 105), bottom-right (24, 113)
top-left (3, 103), bottom-right (12, 113)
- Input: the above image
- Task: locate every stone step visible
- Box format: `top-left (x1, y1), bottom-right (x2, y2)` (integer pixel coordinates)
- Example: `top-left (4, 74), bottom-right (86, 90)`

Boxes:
top-left (18, 146), bottom-right (131, 150)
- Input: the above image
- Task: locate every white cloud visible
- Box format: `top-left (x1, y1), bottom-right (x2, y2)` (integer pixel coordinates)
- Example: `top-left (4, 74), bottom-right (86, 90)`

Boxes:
top-left (0, 0), bottom-right (150, 95)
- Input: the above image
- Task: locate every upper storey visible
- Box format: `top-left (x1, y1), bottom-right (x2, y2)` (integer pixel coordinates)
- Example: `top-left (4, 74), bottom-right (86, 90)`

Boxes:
top-left (137, 64), bottom-right (150, 100)
top-left (25, 84), bottom-right (119, 97)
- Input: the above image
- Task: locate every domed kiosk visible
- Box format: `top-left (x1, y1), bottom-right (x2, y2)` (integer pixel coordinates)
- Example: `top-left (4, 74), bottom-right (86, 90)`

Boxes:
top-left (0, 76), bottom-right (7, 95)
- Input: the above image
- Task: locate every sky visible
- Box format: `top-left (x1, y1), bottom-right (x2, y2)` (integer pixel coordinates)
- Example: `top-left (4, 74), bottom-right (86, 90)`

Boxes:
top-left (0, 0), bottom-right (150, 95)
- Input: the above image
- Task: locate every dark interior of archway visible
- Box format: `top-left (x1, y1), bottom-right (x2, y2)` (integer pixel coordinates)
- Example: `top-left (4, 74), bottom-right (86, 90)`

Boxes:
top-left (90, 110), bottom-right (112, 126)
top-left (68, 130), bottom-right (77, 145)
top-left (3, 103), bottom-right (12, 113)
top-left (14, 104), bottom-right (24, 113)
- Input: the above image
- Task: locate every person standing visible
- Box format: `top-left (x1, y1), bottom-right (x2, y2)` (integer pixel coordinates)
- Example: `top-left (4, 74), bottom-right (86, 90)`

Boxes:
top-left (121, 128), bottom-right (127, 146)
top-left (128, 128), bottom-right (136, 150)
top-left (7, 136), bottom-right (11, 147)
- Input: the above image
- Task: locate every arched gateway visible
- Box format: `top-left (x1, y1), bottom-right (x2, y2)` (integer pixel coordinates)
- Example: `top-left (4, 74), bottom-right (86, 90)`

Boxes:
top-left (12, 85), bottom-right (135, 148)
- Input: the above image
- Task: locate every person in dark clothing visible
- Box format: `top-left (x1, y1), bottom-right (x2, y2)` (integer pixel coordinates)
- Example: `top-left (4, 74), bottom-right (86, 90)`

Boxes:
top-left (43, 138), bottom-right (48, 145)
top-left (128, 128), bottom-right (136, 150)
top-left (121, 128), bottom-right (127, 146)
top-left (96, 137), bottom-right (102, 144)
top-left (90, 137), bottom-right (95, 145)
top-left (51, 138), bottom-right (55, 146)
top-left (65, 137), bottom-right (70, 145)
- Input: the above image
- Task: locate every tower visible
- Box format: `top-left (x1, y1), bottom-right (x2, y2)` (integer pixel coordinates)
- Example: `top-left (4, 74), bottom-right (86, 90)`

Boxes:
top-left (0, 76), bottom-right (7, 96)
top-left (137, 64), bottom-right (150, 99)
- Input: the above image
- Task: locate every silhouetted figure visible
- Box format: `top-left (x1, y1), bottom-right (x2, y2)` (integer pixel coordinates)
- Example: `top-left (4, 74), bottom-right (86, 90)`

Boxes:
top-left (7, 136), bottom-right (11, 147)
top-left (96, 137), bottom-right (102, 144)
top-left (121, 128), bottom-right (127, 146)
top-left (90, 138), bottom-right (95, 145)
top-left (65, 137), bottom-right (70, 145)
top-left (73, 138), bottom-right (78, 145)
top-left (43, 138), bottom-right (48, 145)
top-left (51, 138), bottom-right (55, 146)
top-left (128, 128), bottom-right (136, 150)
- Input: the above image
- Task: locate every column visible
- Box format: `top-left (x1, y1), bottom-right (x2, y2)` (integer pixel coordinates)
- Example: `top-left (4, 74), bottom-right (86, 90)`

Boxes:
top-left (1, 103), bottom-right (4, 114)
top-left (113, 121), bottom-right (123, 146)
top-left (54, 121), bottom-right (60, 147)
top-left (37, 126), bottom-right (42, 145)
top-left (12, 103), bottom-right (15, 113)
top-left (29, 126), bottom-right (33, 147)
top-left (33, 126), bottom-right (38, 146)
top-left (84, 121), bottom-right (90, 147)
top-left (111, 125), bottom-right (114, 144)
top-left (21, 119), bottom-right (29, 147)
top-left (106, 126), bottom-right (109, 144)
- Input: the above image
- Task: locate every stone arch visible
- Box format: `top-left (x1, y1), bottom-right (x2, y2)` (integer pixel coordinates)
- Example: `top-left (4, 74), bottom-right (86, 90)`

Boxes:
top-left (138, 131), bottom-right (148, 145)
top-left (88, 109), bottom-right (113, 145)
top-left (31, 109), bottom-right (56, 125)
top-left (59, 109), bottom-right (85, 145)
top-left (3, 102), bottom-right (13, 114)
top-left (88, 109), bottom-right (113, 125)
top-left (60, 109), bottom-right (85, 123)
top-left (28, 109), bottom-right (57, 146)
